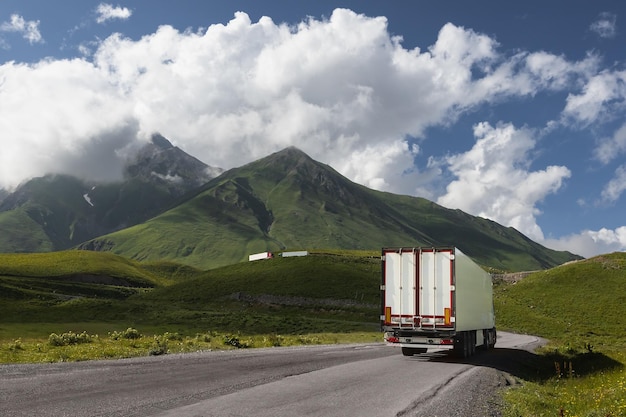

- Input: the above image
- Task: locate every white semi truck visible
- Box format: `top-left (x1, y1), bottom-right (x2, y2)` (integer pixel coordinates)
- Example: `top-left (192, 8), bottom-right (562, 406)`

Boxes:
top-left (381, 247), bottom-right (496, 357)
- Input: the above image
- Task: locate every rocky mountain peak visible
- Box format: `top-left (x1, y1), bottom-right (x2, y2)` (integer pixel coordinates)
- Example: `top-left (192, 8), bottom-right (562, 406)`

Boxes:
top-left (151, 133), bottom-right (175, 150)
top-left (124, 133), bottom-right (222, 192)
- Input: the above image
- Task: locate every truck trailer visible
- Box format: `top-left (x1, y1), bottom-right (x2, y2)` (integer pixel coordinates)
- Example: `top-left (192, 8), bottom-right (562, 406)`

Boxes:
top-left (248, 252), bottom-right (274, 261)
top-left (381, 247), bottom-right (496, 357)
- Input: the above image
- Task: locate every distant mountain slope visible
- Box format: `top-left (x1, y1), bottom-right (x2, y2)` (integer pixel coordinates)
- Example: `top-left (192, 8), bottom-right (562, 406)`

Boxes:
top-left (0, 134), bottom-right (221, 252)
top-left (80, 147), bottom-right (581, 271)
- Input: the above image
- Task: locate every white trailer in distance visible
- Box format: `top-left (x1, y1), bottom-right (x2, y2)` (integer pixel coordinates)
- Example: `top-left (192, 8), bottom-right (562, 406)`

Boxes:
top-left (248, 252), bottom-right (274, 261)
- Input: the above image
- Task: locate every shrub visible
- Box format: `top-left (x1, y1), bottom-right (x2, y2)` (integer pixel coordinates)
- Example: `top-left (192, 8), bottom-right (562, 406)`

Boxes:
top-left (8, 339), bottom-right (24, 351)
top-left (196, 332), bottom-right (212, 343)
top-left (265, 333), bottom-right (284, 347)
top-left (109, 327), bottom-right (142, 340)
top-left (149, 336), bottom-right (168, 356)
top-left (162, 332), bottom-right (182, 341)
top-left (223, 335), bottom-right (249, 349)
top-left (48, 331), bottom-right (94, 346)
top-left (297, 335), bottom-right (321, 345)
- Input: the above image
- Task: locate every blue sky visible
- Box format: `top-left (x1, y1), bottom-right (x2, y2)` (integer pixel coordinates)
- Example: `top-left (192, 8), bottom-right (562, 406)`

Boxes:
top-left (1, 1), bottom-right (625, 257)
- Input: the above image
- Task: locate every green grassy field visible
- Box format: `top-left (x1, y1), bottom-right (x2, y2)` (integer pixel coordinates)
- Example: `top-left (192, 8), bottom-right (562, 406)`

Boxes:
top-left (494, 253), bottom-right (626, 416)
top-left (0, 249), bottom-right (381, 363)
top-left (0, 249), bottom-right (624, 416)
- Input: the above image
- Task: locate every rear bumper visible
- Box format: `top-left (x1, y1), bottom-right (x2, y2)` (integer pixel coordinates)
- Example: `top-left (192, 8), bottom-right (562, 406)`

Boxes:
top-left (386, 342), bottom-right (455, 350)
top-left (384, 331), bottom-right (455, 349)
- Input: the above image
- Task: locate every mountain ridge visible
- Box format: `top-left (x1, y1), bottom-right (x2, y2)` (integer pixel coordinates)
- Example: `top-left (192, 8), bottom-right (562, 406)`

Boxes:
top-left (0, 142), bottom-right (581, 271)
top-left (78, 146), bottom-right (581, 271)
top-left (0, 134), bottom-right (222, 252)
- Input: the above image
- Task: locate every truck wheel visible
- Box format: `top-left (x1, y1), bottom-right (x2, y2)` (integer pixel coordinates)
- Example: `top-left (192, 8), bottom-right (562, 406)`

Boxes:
top-left (488, 328), bottom-right (497, 349)
top-left (464, 333), bottom-right (472, 358)
top-left (454, 332), bottom-right (470, 358)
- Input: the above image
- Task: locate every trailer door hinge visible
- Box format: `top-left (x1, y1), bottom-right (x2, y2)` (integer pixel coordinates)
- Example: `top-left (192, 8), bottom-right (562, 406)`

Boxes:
top-left (380, 285), bottom-right (386, 290)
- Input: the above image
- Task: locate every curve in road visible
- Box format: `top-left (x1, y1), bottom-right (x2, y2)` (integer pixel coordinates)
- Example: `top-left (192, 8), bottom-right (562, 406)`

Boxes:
top-left (0, 332), bottom-right (542, 417)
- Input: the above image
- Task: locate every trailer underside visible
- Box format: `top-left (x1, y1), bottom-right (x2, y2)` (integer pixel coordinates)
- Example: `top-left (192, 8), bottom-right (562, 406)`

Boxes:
top-left (383, 327), bottom-right (496, 357)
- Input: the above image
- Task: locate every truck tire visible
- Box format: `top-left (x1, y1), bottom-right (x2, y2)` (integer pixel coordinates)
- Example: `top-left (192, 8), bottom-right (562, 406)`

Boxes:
top-left (454, 332), bottom-right (470, 358)
top-left (489, 328), bottom-right (497, 349)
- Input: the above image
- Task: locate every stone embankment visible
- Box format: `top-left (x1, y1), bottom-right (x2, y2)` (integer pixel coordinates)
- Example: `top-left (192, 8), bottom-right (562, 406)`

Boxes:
top-left (491, 271), bottom-right (538, 283)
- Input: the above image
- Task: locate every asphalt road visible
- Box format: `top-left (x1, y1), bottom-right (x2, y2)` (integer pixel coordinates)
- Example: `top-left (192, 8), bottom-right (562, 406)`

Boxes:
top-left (0, 332), bottom-right (541, 417)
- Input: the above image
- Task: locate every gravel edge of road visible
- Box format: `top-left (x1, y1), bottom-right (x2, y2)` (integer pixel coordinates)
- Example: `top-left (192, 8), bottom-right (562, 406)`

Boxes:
top-left (397, 334), bottom-right (548, 417)
top-left (398, 365), bottom-right (513, 417)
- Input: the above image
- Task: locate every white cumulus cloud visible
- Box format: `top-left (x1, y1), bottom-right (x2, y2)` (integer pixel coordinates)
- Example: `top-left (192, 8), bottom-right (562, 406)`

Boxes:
top-left (0, 9), bottom-right (597, 193)
top-left (594, 121), bottom-right (626, 165)
top-left (1, 8), bottom-right (622, 257)
top-left (437, 122), bottom-right (571, 242)
top-left (562, 70), bottom-right (626, 127)
top-left (0, 14), bottom-right (43, 44)
top-left (0, 58), bottom-right (137, 186)
top-left (96, 3), bottom-right (132, 24)
top-left (544, 226), bottom-right (626, 258)
top-left (600, 164), bottom-right (626, 204)
top-left (590, 12), bottom-right (617, 39)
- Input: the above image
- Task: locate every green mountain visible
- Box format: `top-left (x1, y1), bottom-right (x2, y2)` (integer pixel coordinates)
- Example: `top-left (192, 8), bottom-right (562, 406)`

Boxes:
top-left (0, 134), bottom-right (221, 253)
top-left (79, 147), bottom-right (581, 271)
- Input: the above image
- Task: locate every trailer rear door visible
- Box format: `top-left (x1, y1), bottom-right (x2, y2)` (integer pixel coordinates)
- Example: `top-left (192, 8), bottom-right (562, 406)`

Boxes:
top-left (382, 249), bottom-right (417, 326)
top-left (418, 248), bottom-right (454, 329)
top-left (382, 248), bottom-right (455, 329)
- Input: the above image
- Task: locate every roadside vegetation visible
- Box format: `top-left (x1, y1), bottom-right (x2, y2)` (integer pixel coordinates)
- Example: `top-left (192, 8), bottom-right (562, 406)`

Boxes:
top-left (494, 252), bottom-right (625, 417)
top-left (0, 249), bottom-right (380, 364)
top-left (1, 249), bottom-right (623, 416)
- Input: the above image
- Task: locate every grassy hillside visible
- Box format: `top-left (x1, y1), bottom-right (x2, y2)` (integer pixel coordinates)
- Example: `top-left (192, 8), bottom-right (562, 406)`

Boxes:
top-left (5, 249), bottom-right (614, 341)
top-left (0, 250), bottom-right (380, 343)
top-left (1, 251), bottom-right (159, 285)
top-left (0, 174), bottom-right (180, 253)
top-left (0, 250), bottom-right (200, 307)
top-left (141, 251), bottom-right (380, 306)
top-left (494, 252), bottom-right (626, 416)
top-left (0, 250), bottom-right (381, 362)
top-left (0, 209), bottom-right (54, 252)
top-left (495, 253), bottom-right (625, 349)
top-left (0, 175), bottom-right (104, 251)
top-left (378, 192), bottom-right (577, 271)
top-left (1, 249), bottom-right (623, 415)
